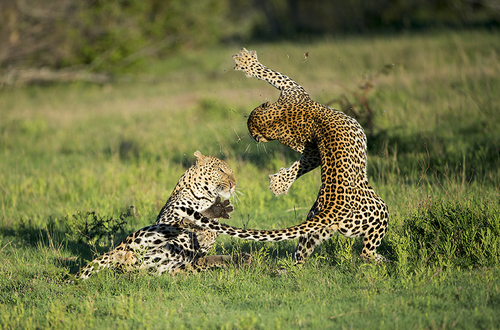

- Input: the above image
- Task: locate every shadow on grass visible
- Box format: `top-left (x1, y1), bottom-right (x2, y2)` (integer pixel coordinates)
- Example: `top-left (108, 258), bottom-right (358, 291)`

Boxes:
top-left (369, 119), bottom-right (500, 185)
top-left (0, 216), bottom-right (132, 275)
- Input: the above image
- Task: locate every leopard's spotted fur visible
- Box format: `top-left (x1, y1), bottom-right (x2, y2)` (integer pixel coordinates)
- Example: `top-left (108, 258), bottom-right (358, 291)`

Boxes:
top-left (77, 151), bottom-right (250, 279)
top-left (188, 49), bottom-right (389, 264)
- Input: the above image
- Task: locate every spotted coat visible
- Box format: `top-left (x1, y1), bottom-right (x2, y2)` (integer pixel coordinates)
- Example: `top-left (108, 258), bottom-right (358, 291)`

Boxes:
top-left (77, 151), bottom-right (250, 279)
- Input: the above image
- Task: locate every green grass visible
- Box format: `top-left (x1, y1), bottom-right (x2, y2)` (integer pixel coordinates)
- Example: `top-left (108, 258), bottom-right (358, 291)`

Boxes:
top-left (1, 30), bottom-right (500, 329)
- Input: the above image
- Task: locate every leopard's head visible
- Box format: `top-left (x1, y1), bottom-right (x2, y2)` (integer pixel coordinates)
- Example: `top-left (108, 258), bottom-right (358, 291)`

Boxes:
top-left (247, 101), bottom-right (276, 143)
top-left (193, 151), bottom-right (236, 199)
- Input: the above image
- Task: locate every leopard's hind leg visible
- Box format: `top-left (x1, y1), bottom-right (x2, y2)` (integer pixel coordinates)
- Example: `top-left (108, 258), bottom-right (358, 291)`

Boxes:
top-left (360, 217), bottom-right (388, 263)
top-left (294, 227), bottom-right (337, 264)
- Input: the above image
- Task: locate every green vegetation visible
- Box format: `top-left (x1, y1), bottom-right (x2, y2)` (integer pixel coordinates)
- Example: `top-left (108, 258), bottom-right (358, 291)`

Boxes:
top-left (2, 0), bottom-right (498, 73)
top-left (1, 30), bottom-right (499, 329)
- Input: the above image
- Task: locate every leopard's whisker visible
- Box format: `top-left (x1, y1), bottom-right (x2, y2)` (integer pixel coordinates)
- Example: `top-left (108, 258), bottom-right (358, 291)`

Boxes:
top-left (231, 189), bottom-right (244, 206)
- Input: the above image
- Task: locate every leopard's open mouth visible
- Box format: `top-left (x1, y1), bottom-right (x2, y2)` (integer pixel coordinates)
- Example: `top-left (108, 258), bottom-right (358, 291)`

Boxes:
top-left (251, 134), bottom-right (268, 143)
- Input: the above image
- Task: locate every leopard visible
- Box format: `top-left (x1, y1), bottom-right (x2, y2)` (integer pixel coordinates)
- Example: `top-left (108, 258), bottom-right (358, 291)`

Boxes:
top-left (77, 151), bottom-right (251, 279)
top-left (185, 48), bottom-right (389, 264)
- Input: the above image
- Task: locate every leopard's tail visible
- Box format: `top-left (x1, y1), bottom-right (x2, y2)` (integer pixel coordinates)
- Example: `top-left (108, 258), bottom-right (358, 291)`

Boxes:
top-left (196, 216), bottom-right (328, 242)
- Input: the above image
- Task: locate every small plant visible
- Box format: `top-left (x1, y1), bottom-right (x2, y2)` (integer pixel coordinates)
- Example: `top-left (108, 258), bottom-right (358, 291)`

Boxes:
top-left (326, 63), bottom-right (394, 137)
top-left (321, 234), bottom-right (357, 272)
top-left (66, 207), bottom-right (135, 253)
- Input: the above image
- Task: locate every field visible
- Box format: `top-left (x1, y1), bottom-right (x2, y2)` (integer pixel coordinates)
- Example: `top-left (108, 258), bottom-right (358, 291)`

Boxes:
top-left (1, 30), bottom-right (499, 329)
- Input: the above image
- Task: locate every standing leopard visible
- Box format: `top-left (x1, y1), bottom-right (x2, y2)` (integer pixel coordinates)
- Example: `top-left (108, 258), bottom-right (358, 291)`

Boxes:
top-left (187, 48), bottom-right (389, 264)
top-left (77, 151), bottom-right (251, 279)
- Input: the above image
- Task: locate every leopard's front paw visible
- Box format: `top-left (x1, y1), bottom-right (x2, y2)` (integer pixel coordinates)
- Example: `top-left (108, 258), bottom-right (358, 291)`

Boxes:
top-left (232, 48), bottom-right (258, 78)
top-left (202, 196), bottom-right (234, 219)
top-left (269, 168), bottom-right (293, 196)
top-left (179, 218), bottom-right (196, 228)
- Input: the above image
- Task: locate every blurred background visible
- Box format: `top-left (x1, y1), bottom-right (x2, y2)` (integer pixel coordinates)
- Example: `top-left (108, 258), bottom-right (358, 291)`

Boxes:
top-left (1, 0), bottom-right (499, 81)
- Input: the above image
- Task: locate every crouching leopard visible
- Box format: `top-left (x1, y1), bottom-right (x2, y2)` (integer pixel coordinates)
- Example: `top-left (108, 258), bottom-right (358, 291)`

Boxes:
top-left (77, 151), bottom-right (251, 279)
top-left (187, 48), bottom-right (389, 264)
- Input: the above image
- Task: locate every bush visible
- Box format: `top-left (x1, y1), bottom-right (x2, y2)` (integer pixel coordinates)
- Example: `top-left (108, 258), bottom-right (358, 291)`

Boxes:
top-left (0, 0), bottom-right (250, 71)
top-left (66, 207), bottom-right (134, 252)
top-left (1, 0), bottom-right (498, 73)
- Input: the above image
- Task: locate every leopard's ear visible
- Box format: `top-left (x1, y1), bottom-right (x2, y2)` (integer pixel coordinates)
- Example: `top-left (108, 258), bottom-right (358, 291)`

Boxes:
top-left (194, 150), bottom-right (206, 165)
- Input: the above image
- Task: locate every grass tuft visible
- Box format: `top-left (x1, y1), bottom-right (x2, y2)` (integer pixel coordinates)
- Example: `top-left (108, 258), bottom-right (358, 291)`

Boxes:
top-left (404, 197), bottom-right (500, 269)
